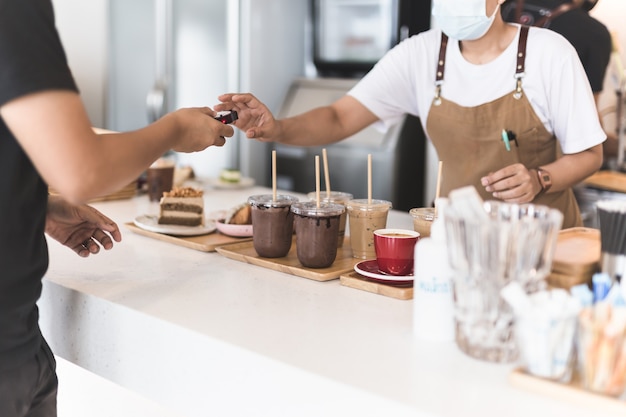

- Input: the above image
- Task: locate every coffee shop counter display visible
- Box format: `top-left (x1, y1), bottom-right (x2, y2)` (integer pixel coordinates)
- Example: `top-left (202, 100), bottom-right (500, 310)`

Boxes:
top-left (36, 186), bottom-right (617, 417)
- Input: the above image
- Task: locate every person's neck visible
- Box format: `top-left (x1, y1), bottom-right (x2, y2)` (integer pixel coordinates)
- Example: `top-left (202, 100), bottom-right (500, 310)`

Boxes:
top-left (459, 22), bottom-right (518, 65)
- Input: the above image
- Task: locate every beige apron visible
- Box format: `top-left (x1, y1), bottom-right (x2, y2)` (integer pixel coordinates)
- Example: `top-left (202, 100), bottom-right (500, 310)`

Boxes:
top-left (425, 26), bottom-right (581, 228)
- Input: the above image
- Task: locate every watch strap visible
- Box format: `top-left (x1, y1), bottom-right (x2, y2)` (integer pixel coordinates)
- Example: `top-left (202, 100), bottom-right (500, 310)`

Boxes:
top-left (535, 167), bottom-right (552, 195)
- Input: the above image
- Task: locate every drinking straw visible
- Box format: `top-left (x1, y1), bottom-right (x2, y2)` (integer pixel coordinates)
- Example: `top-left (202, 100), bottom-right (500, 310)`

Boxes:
top-left (367, 153), bottom-right (372, 205)
top-left (272, 150), bottom-right (277, 201)
top-left (322, 148), bottom-right (331, 199)
top-left (434, 160), bottom-right (443, 216)
top-left (315, 155), bottom-right (321, 208)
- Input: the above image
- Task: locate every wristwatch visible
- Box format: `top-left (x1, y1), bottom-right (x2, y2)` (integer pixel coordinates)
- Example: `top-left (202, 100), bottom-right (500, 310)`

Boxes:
top-left (535, 167), bottom-right (552, 195)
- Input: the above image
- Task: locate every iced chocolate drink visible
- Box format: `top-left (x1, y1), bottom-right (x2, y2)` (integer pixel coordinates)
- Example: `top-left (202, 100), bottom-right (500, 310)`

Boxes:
top-left (292, 202), bottom-right (345, 268)
top-left (307, 191), bottom-right (353, 248)
top-left (346, 199), bottom-right (392, 259)
top-left (248, 194), bottom-right (299, 258)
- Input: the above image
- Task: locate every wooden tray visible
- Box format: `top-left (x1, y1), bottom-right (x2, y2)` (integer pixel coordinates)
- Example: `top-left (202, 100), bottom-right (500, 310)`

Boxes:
top-left (50, 181), bottom-right (137, 203)
top-left (547, 270), bottom-right (591, 290)
top-left (509, 368), bottom-right (626, 415)
top-left (215, 238), bottom-right (358, 282)
top-left (551, 227), bottom-right (601, 275)
top-left (125, 222), bottom-right (251, 252)
top-left (340, 271), bottom-right (413, 300)
top-left (583, 170), bottom-right (626, 194)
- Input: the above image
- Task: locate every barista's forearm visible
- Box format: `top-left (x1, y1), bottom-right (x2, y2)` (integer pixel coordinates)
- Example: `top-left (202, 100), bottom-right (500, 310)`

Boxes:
top-left (276, 107), bottom-right (347, 146)
top-left (276, 95), bottom-right (379, 147)
top-left (540, 144), bottom-right (603, 193)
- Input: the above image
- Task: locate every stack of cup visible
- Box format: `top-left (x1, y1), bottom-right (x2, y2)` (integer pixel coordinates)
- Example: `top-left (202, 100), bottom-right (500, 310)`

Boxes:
top-left (597, 200), bottom-right (626, 284)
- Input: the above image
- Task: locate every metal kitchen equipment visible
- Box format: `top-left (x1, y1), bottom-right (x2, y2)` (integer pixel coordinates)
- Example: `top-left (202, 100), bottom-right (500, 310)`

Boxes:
top-left (310, 0), bottom-right (432, 77)
top-left (275, 1), bottom-right (433, 210)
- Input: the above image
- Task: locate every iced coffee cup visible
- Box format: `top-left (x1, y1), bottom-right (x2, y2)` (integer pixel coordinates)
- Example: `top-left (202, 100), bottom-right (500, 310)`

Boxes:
top-left (410, 207), bottom-right (437, 238)
top-left (307, 191), bottom-right (353, 248)
top-left (248, 194), bottom-right (299, 258)
top-left (292, 201), bottom-right (345, 268)
top-left (346, 199), bottom-right (392, 259)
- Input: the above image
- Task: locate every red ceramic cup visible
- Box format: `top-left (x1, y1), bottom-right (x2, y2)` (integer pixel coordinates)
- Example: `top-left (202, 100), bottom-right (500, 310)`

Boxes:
top-left (373, 229), bottom-right (420, 275)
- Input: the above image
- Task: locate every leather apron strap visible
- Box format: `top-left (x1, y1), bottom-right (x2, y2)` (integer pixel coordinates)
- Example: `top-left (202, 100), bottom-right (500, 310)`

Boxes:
top-left (425, 26), bottom-right (581, 228)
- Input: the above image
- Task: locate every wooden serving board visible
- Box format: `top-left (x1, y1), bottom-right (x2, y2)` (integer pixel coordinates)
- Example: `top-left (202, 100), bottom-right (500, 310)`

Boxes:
top-left (547, 270), bottom-right (591, 290)
top-left (583, 170), bottom-right (626, 194)
top-left (50, 181), bottom-right (137, 203)
top-left (125, 222), bottom-right (251, 252)
top-left (551, 227), bottom-right (601, 274)
top-left (340, 271), bottom-right (413, 300)
top-left (215, 238), bottom-right (358, 282)
top-left (509, 368), bottom-right (626, 415)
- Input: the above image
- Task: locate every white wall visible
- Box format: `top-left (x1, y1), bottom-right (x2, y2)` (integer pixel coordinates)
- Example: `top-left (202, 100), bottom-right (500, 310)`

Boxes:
top-left (51, 0), bottom-right (108, 128)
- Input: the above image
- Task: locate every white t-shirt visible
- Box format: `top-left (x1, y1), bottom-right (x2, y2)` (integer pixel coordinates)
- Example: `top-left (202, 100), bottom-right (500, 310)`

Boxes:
top-left (348, 25), bottom-right (606, 154)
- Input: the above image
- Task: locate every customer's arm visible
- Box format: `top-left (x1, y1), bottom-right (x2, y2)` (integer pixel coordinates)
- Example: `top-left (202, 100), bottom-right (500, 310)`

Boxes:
top-left (1, 90), bottom-right (233, 204)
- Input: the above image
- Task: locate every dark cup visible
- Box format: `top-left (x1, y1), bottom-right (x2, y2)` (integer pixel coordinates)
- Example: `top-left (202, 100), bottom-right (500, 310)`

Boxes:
top-left (248, 194), bottom-right (299, 258)
top-left (147, 162), bottom-right (175, 202)
top-left (292, 202), bottom-right (345, 268)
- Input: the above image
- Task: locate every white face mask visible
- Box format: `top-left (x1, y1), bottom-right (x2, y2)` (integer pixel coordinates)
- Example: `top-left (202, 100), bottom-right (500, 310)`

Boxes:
top-left (432, 0), bottom-right (500, 41)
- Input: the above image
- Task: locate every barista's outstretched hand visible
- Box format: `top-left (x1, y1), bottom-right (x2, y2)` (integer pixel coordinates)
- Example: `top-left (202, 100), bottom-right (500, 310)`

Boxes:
top-left (216, 93), bottom-right (280, 142)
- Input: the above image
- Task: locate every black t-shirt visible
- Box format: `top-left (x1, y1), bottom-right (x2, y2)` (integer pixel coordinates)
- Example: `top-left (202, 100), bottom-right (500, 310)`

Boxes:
top-left (0, 0), bottom-right (77, 371)
top-left (502, 1), bottom-right (612, 93)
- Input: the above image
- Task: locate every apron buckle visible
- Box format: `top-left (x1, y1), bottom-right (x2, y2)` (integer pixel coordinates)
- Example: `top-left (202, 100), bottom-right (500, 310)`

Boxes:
top-left (433, 84), bottom-right (443, 106)
top-left (513, 77), bottom-right (524, 100)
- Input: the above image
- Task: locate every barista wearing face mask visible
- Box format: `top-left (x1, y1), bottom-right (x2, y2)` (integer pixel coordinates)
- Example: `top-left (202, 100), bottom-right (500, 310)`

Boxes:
top-left (217, 0), bottom-right (605, 229)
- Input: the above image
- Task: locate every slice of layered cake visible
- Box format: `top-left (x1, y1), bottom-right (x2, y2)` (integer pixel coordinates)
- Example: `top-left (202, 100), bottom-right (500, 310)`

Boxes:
top-left (158, 187), bottom-right (204, 226)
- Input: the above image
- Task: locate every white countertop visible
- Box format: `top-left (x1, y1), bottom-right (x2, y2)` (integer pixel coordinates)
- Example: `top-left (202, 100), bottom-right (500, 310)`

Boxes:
top-left (38, 185), bottom-right (618, 417)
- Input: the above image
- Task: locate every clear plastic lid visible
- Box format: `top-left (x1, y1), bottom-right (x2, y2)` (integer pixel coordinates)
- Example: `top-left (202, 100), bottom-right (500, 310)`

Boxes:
top-left (306, 191), bottom-right (353, 204)
top-left (346, 199), bottom-right (392, 212)
top-left (291, 201), bottom-right (345, 217)
top-left (247, 194), bottom-right (299, 208)
top-left (409, 207), bottom-right (437, 221)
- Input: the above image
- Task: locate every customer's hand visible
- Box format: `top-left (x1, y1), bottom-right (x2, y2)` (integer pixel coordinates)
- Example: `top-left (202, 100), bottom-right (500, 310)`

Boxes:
top-left (215, 93), bottom-right (279, 142)
top-left (165, 107), bottom-right (235, 152)
top-left (45, 195), bottom-right (122, 257)
top-left (480, 163), bottom-right (540, 203)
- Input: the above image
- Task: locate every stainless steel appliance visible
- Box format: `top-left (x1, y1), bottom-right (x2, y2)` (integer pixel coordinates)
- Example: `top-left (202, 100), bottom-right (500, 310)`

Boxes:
top-left (274, 0), bottom-right (432, 210)
top-left (311, 0), bottom-right (432, 77)
top-left (106, 0), bottom-right (307, 183)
